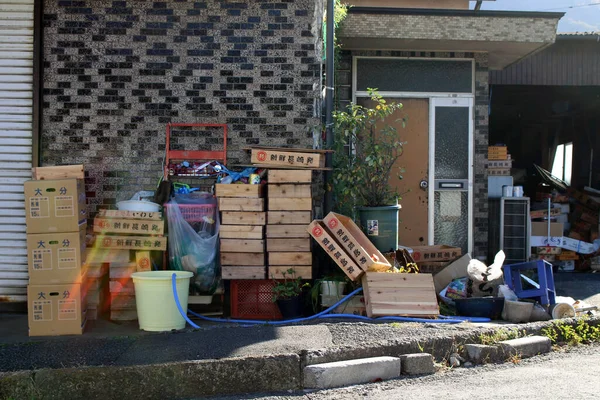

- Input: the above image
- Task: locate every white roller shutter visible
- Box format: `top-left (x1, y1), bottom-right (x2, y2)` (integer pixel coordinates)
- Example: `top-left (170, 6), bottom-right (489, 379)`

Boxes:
top-left (0, 0), bottom-right (34, 302)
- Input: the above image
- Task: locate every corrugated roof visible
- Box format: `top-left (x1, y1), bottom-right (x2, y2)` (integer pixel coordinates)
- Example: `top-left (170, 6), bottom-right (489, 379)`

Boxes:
top-left (557, 32), bottom-right (600, 39)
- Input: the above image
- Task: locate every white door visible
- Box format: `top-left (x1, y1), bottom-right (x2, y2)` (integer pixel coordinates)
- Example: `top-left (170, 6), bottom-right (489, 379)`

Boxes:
top-left (0, 0), bottom-right (34, 302)
top-left (428, 97), bottom-right (474, 254)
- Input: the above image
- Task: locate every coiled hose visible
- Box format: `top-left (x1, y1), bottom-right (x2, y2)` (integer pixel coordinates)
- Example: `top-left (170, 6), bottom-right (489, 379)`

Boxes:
top-left (171, 273), bottom-right (490, 327)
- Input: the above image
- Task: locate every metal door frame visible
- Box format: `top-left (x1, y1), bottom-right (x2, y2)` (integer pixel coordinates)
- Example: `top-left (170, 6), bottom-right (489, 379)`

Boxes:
top-left (428, 97), bottom-right (474, 254)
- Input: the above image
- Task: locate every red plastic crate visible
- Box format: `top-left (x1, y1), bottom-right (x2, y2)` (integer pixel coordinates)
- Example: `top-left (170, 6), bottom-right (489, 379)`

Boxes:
top-left (164, 203), bottom-right (216, 223)
top-left (230, 280), bottom-right (282, 320)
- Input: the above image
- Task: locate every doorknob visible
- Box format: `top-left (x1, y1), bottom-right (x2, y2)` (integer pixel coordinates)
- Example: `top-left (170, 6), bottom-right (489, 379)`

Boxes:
top-left (419, 180), bottom-right (428, 190)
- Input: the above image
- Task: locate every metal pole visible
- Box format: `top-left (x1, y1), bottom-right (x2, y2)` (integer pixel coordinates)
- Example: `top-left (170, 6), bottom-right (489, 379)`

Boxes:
top-left (324, 0), bottom-right (335, 215)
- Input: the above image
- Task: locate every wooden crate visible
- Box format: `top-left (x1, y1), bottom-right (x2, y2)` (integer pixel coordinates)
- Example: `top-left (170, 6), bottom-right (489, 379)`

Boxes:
top-left (218, 197), bottom-right (264, 212)
top-left (220, 225), bottom-right (264, 239)
top-left (97, 209), bottom-right (162, 220)
top-left (220, 239), bottom-right (265, 253)
top-left (220, 252), bottom-right (265, 266)
top-left (267, 238), bottom-right (310, 252)
top-left (268, 169), bottom-right (312, 184)
top-left (268, 252), bottom-right (312, 266)
top-left (32, 164), bottom-right (84, 180)
top-left (221, 266), bottom-right (266, 280)
top-left (250, 148), bottom-right (324, 168)
top-left (221, 211), bottom-right (266, 226)
top-left (307, 220), bottom-right (363, 281)
top-left (268, 184), bottom-right (311, 198)
top-left (268, 211), bottom-right (311, 225)
top-left (93, 217), bottom-right (165, 235)
top-left (323, 212), bottom-right (392, 272)
top-left (268, 197), bottom-right (312, 211)
top-left (215, 184), bottom-right (264, 198)
top-left (268, 266), bottom-right (312, 280)
top-left (96, 235), bottom-right (167, 251)
top-left (266, 224), bottom-right (310, 238)
top-left (361, 272), bottom-right (439, 317)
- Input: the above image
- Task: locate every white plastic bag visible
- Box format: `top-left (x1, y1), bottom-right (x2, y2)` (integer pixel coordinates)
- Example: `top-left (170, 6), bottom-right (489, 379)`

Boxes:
top-left (166, 194), bottom-right (220, 294)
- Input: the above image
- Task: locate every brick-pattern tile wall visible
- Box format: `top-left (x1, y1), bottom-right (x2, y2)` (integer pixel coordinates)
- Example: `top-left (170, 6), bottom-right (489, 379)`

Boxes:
top-left (337, 50), bottom-right (489, 258)
top-left (42, 0), bottom-right (322, 214)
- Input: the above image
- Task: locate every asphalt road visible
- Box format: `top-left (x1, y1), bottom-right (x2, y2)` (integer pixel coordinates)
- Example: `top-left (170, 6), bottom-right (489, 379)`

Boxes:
top-left (212, 344), bottom-right (600, 400)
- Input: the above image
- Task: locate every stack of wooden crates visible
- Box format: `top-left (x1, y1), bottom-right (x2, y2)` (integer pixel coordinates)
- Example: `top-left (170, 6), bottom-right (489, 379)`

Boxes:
top-left (217, 184), bottom-right (267, 279)
top-left (266, 169), bottom-right (312, 279)
top-left (93, 209), bottom-right (167, 321)
top-left (24, 165), bottom-right (88, 336)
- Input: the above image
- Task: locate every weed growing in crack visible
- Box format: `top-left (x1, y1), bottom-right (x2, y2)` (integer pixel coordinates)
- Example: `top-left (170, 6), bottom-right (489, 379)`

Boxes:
top-left (541, 318), bottom-right (600, 346)
top-left (478, 328), bottom-right (523, 345)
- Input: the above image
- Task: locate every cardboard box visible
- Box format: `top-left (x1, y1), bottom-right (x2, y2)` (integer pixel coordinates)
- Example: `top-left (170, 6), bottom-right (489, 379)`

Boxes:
top-left (323, 212), bottom-right (391, 272)
top-left (416, 261), bottom-right (449, 274)
top-left (135, 251), bottom-right (152, 272)
top-left (488, 168), bottom-right (511, 176)
top-left (433, 254), bottom-right (472, 293)
top-left (409, 245), bottom-right (462, 263)
top-left (96, 235), bottom-right (167, 251)
top-left (535, 246), bottom-right (562, 255)
top-left (28, 283), bottom-right (86, 336)
top-left (529, 208), bottom-right (561, 219)
top-left (24, 179), bottom-right (87, 234)
top-left (307, 220), bottom-right (363, 281)
top-left (530, 236), bottom-right (597, 254)
top-left (93, 217), bottom-right (165, 235)
top-left (531, 222), bottom-right (564, 237)
top-left (27, 225), bottom-right (87, 285)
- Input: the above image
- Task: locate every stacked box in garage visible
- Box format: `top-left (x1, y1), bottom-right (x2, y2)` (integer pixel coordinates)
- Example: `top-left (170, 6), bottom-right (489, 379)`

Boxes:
top-left (266, 170), bottom-right (313, 280)
top-left (93, 209), bottom-right (166, 321)
top-left (216, 183), bottom-right (267, 279)
top-left (24, 166), bottom-right (88, 336)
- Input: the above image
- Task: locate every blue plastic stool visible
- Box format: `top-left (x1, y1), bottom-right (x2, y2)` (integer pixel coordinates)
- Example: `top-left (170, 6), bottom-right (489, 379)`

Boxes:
top-left (502, 260), bottom-right (556, 306)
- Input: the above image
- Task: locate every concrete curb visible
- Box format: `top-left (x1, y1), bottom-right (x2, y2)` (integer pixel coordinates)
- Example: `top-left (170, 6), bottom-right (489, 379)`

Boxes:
top-left (304, 356), bottom-right (401, 389)
top-left (1, 317), bottom-right (599, 399)
top-left (498, 336), bottom-right (552, 358)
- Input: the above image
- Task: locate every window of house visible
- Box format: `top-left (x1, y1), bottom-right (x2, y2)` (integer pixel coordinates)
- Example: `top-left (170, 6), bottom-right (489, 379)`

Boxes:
top-left (551, 143), bottom-right (573, 185)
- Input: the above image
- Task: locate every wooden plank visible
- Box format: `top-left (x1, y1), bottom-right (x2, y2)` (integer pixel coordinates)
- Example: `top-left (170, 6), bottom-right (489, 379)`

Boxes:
top-left (268, 197), bottom-right (312, 211)
top-left (266, 224), bottom-right (309, 238)
top-left (268, 169), bottom-right (312, 184)
top-left (96, 235), bottom-right (167, 251)
top-left (267, 238), bottom-right (311, 252)
top-left (268, 211), bottom-right (311, 225)
top-left (268, 184), bottom-right (311, 198)
top-left (245, 146), bottom-right (333, 154)
top-left (250, 149), bottom-right (325, 168)
top-left (220, 252), bottom-right (265, 266)
top-left (268, 266), bottom-right (312, 280)
top-left (215, 184), bottom-right (264, 198)
top-left (240, 164), bottom-right (331, 171)
top-left (307, 220), bottom-right (363, 281)
top-left (268, 252), bottom-right (312, 266)
top-left (220, 239), bottom-right (265, 253)
top-left (93, 217), bottom-right (165, 235)
top-left (221, 266), bottom-right (266, 280)
top-left (219, 225), bottom-right (264, 239)
top-left (218, 197), bottom-right (264, 212)
top-left (221, 211), bottom-right (266, 226)
top-left (32, 164), bottom-right (84, 180)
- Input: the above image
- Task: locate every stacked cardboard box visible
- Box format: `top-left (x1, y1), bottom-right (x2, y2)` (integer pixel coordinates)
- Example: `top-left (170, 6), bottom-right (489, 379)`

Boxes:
top-left (93, 209), bottom-right (166, 320)
top-left (267, 170), bottom-right (313, 279)
top-left (217, 183), bottom-right (267, 279)
top-left (24, 166), bottom-right (88, 336)
top-left (488, 146), bottom-right (512, 176)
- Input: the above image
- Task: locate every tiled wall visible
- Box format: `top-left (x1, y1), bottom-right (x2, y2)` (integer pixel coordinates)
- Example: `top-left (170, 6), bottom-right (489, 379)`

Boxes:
top-left (337, 50), bottom-right (489, 258)
top-left (41, 0), bottom-right (323, 214)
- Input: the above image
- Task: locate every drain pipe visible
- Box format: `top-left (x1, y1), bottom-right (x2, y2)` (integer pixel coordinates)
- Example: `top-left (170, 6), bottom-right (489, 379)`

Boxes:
top-left (323, 0), bottom-right (335, 215)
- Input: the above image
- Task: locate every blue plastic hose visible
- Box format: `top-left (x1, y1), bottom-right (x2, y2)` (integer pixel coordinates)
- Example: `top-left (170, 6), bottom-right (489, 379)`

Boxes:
top-left (171, 273), bottom-right (489, 328)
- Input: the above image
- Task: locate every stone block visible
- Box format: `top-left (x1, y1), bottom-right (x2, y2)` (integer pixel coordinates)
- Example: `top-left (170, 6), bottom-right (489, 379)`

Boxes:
top-left (465, 344), bottom-right (501, 364)
top-left (400, 353), bottom-right (435, 375)
top-left (304, 356), bottom-right (401, 389)
top-left (499, 336), bottom-right (552, 358)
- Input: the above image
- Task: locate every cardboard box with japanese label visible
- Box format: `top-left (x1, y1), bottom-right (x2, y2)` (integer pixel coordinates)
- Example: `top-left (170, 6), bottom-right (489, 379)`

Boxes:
top-left (28, 283), bottom-right (86, 336)
top-left (27, 225), bottom-right (87, 285)
top-left (93, 217), bottom-right (165, 235)
top-left (24, 179), bottom-right (87, 234)
top-left (409, 245), bottom-right (462, 263)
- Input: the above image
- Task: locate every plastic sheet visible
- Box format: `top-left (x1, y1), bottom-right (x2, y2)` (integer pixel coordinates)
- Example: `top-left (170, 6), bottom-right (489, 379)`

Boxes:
top-left (166, 194), bottom-right (220, 294)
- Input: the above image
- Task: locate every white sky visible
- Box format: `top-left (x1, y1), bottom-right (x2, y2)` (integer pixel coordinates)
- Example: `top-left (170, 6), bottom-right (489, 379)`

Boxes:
top-left (469, 0), bottom-right (600, 32)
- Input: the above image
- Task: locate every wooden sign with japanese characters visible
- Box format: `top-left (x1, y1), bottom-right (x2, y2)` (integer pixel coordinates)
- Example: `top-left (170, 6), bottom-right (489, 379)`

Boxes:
top-left (96, 235), bottom-right (167, 251)
top-left (93, 218), bottom-right (165, 235)
top-left (251, 149), bottom-right (325, 168)
top-left (307, 220), bottom-right (363, 281)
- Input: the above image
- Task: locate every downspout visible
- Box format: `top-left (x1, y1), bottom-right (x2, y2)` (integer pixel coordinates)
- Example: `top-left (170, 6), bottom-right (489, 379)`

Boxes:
top-left (474, 1), bottom-right (483, 11)
top-left (324, 0), bottom-right (335, 215)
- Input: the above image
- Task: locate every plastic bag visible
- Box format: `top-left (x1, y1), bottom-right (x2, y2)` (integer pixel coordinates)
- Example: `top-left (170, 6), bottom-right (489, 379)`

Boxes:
top-left (166, 193), bottom-right (220, 294)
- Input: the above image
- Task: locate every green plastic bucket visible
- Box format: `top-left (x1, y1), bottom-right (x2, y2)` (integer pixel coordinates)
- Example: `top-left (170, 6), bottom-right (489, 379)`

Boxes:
top-left (358, 205), bottom-right (401, 253)
top-left (131, 270), bottom-right (193, 331)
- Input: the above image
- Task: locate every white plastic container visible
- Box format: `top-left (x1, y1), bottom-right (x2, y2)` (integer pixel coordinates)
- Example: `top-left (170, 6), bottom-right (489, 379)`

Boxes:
top-left (320, 280), bottom-right (346, 297)
top-left (132, 271), bottom-right (193, 331)
top-left (117, 200), bottom-right (161, 212)
top-left (550, 303), bottom-right (576, 319)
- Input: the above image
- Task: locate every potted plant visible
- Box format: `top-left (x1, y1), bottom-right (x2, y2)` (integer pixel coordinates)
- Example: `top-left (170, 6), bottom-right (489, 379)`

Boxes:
top-left (332, 88), bottom-right (406, 253)
top-left (271, 268), bottom-right (310, 319)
